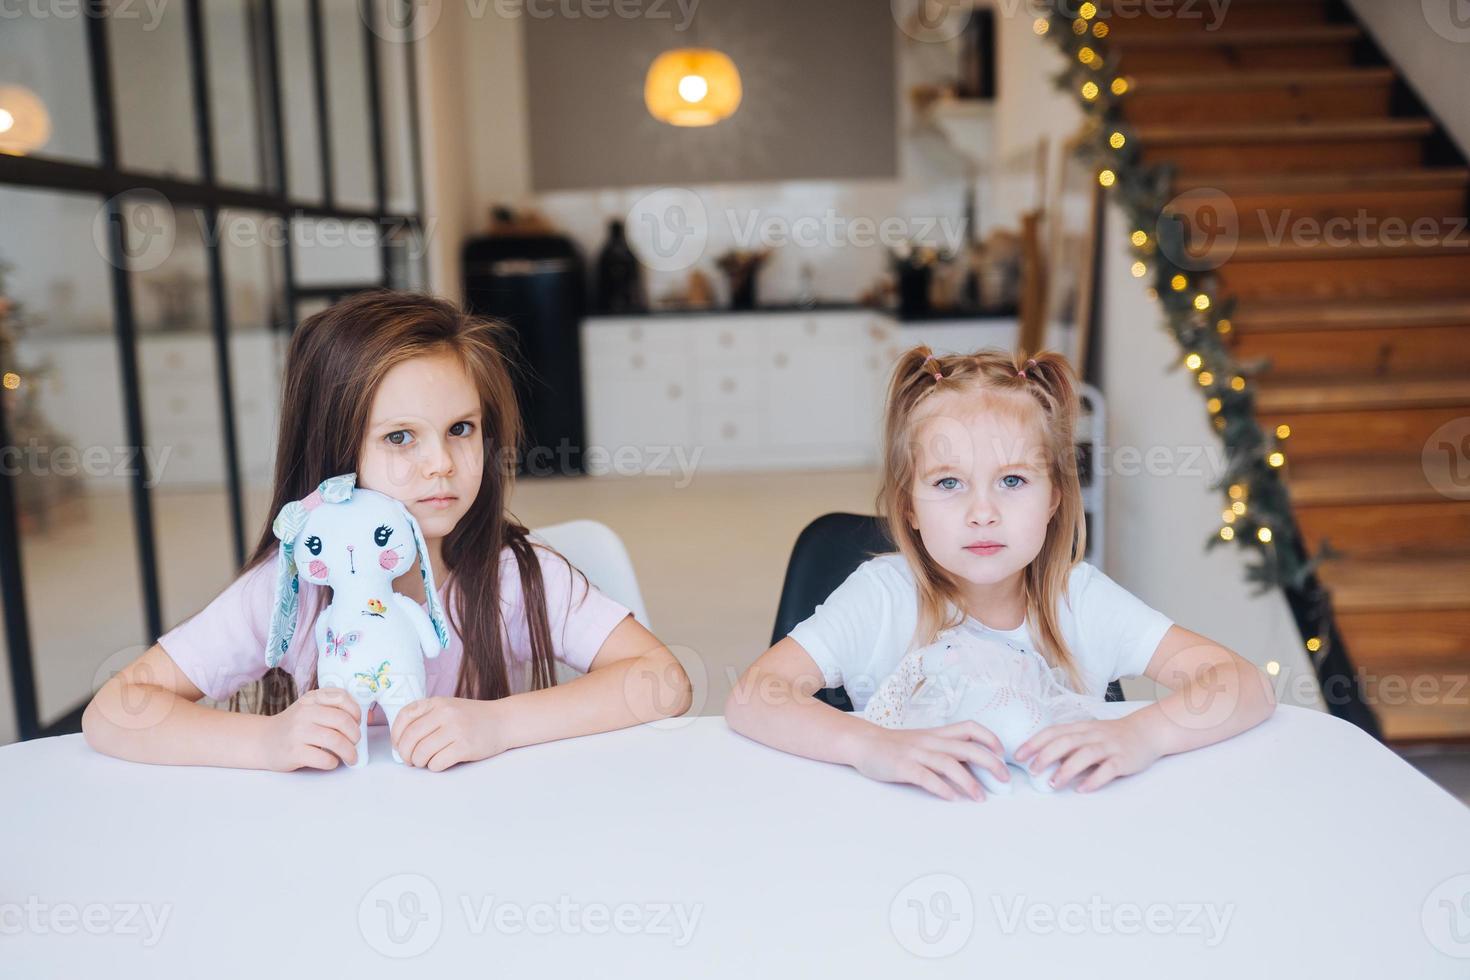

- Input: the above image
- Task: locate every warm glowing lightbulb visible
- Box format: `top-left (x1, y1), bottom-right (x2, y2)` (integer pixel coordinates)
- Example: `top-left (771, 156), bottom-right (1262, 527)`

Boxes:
top-left (678, 74), bottom-right (708, 103)
top-left (0, 109), bottom-right (13, 135)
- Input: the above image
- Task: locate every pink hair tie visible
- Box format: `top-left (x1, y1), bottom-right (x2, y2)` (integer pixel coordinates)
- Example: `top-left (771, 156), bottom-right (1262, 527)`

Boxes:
top-left (922, 353), bottom-right (943, 382)
top-left (1017, 358), bottom-right (1037, 379)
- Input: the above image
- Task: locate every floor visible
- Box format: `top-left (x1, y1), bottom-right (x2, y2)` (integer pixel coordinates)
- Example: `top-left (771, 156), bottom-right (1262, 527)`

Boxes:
top-left (2, 467), bottom-right (1467, 808)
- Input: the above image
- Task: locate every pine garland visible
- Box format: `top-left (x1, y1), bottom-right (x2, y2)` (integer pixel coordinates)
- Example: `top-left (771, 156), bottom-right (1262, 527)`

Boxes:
top-left (1037, 1), bottom-right (1348, 681)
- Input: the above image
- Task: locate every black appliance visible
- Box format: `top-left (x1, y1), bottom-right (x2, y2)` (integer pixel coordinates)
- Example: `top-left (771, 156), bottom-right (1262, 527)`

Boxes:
top-left (462, 233), bottom-right (588, 476)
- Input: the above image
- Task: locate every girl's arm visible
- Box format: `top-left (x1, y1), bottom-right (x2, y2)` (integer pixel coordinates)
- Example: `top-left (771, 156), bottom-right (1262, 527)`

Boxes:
top-left (724, 637), bottom-right (1011, 801)
top-left (1015, 624), bottom-right (1277, 792)
top-left (1125, 624), bottom-right (1278, 757)
top-left (390, 616), bottom-right (694, 770)
top-left (82, 643), bottom-right (363, 771)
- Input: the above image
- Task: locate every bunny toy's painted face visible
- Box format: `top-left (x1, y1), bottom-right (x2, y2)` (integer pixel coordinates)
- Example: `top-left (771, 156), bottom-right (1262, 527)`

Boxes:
top-left (357, 352), bottom-right (485, 544)
top-left (294, 490), bottom-right (420, 589)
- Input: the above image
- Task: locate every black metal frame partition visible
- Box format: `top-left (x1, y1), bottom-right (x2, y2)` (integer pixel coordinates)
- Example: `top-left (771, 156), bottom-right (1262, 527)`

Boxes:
top-left (0, 0), bottom-right (427, 740)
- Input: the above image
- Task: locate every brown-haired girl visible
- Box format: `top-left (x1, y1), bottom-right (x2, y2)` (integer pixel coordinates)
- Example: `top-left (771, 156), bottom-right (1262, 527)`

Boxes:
top-left (726, 346), bottom-right (1274, 801)
top-left (84, 291), bottom-right (692, 771)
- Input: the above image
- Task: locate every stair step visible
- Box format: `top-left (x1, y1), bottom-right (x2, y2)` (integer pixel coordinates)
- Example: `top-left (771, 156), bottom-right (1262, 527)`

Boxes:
top-left (1256, 405), bottom-right (1466, 459)
top-left (1158, 174), bottom-right (1470, 240)
top-left (1216, 245), bottom-right (1470, 302)
top-left (1114, 25), bottom-right (1362, 71)
top-left (1125, 68), bottom-right (1394, 126)
top-left (1138, 119), bottom-right (1433, 177)
top-left (1372, 688), bottom-right (1470, 744)
top-left (1340, 605), bottom-right (1470, 743)
top-left (1255, 374), bottom-right (1470, 413)
top-left (1231, 297), bottom-right (1470, 333)
top-left (1232, 323), bottom-right (1470, 378)
top-left (1173, 166), bottom-right (1470, 196)
top-left (1340, 609), bottom-right (1470, 671)
top-left (1289, 455), bottom-right (1444, 506)
top-left (1226, 239), bottom-right (1470, 262)
top-left (1138, 119), bottom-right (1435, 145)
top-left (1317, 555), bottom-right (1470, 613)
top-left (1104, 3), bottom-right (1334, 35)
top-left (1129, 67), bottom-right (1396, 93)
top-left (1296, 499), bottom-right (1470, 559)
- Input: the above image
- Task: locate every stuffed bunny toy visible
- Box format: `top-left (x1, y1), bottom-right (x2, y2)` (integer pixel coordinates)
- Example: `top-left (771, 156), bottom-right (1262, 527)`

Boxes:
top-left (263, 473), bottom-right (449, 767)
top-left (862, 623), bottom-right (1104, 795)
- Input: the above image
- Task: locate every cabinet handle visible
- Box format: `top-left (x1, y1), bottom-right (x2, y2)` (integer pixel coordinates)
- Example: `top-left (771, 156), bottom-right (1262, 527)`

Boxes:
top-left (804, 320), bottom-right (818, 336)
top-left (667, 384), bottom-right (683, 400)
top-left (720, 377), bottom-right (736, 394)
top-left (630, 326), bottom-right (644, 342)
top-left (773, 352), bottom-right (789, 368)
top-left (631, 353), bottom-right (645, 369)
top-left (721, 422), bottom-right (738, 440)
top-left (719, 331), bottom-right (734, 348)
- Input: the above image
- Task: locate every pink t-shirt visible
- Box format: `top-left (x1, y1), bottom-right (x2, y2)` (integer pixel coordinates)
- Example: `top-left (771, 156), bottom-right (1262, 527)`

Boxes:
top-left (158, 544), bottom-right (632, 712)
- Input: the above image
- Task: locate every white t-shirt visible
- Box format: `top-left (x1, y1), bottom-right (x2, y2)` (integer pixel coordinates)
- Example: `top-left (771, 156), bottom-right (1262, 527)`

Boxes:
top-left (787, 554), bottom-right (1174, 711)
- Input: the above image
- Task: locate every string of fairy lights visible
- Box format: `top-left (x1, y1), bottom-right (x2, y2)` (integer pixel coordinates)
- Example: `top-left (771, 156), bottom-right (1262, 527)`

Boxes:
top-left (1037, 0), bottom-right (1340, 674)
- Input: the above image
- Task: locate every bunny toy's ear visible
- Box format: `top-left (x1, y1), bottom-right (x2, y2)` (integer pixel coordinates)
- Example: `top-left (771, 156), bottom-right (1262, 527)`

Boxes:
top-left (400, 501), bottom-right (450, 649)
top-left (264, 499), bottom-right (306, 668)
top-left (262, 472), bottom-right (358, 667)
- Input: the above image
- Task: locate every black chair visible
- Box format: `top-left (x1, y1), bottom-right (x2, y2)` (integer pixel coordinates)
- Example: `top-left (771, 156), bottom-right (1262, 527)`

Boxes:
top-left (770, 512), bottom-right (1125, 709)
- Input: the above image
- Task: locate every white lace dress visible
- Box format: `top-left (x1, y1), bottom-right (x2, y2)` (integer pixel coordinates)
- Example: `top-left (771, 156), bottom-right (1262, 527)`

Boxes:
top-left (861, 621), bottom-right (1106, 794)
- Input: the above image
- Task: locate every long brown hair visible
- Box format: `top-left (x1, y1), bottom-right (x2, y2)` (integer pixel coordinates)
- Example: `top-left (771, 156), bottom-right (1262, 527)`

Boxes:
top-left (877, 345), bottom-right (1087, 692)
top-left (231, 290), bottom-right (560, 714)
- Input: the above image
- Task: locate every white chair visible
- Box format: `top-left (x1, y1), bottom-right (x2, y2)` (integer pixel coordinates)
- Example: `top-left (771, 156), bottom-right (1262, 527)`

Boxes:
top-left (530, 520), bottom-right (651, 684)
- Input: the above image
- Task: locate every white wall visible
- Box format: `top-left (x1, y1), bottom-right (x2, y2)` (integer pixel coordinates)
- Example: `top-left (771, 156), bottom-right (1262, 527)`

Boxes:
top-left (1348, 0), bottom-right (1470, 156)
top-left (1098, 203), bottom-right (1324, 710)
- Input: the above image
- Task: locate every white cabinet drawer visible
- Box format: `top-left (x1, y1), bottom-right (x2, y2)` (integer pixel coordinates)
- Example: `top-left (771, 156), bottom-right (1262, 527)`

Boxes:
top-left (692, 317), bottom-right (766, 363)
top-left (582, 319), bottom-right (691, 362)
top-left (695, 407), bottom-right (763, 452)
top-left (693, 363), bottom-right (762, 410)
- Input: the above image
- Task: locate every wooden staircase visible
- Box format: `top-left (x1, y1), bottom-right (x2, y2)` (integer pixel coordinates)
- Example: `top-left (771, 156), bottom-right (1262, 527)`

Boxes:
top-left (1109, 0), bottom-right (1470, 743)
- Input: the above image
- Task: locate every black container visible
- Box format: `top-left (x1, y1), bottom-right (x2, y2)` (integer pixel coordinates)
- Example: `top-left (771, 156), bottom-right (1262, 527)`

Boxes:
top-left (594, 219), bottom-right (646, 314)
top-left (462, 233), bottom-right (587, 477)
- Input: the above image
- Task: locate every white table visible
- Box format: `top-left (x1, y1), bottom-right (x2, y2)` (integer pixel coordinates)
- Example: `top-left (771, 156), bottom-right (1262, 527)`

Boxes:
top-left (3, 704), bottom-right (1469, 978)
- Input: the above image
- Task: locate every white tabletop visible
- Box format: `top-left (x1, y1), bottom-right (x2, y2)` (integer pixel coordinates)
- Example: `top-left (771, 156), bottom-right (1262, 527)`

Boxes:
top-left (3, 703), bottom-right (1469, 978)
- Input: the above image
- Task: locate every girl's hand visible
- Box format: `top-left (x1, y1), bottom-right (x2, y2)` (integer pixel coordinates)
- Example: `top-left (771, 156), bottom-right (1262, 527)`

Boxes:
top-left (263, 687), bottom-right (362, 771)
top-left (853, 721), bottom-right (1010, 802)
top-left (391, 697), bottom-right (508, 772)
top-left (1014, 715), bottom-right (1160, 793)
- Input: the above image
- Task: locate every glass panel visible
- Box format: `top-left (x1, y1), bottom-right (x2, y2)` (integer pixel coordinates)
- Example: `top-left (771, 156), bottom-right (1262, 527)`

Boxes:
top-left (276, 0), bottom-right (324, 203)
top-left (323, 0), bottom-right (376, 210)
top-left (205, 0), bottom-right (270, 189)
top-left (385, 220), bottom-right (427, 291)
top-left (293, 216), bottom-right (383, 286)
top-left (109, 0), bottom-right (200, 179)
top-left (126, 197), bottom-right (236, 629)
top-left (217, 209), bottom-right (287, 543)
top-left (0, 186), bottom-right (148, 727)
top-left (373, 0), bottom-right (418, 214)
top-left (0, 15), bottom-right (97, 163)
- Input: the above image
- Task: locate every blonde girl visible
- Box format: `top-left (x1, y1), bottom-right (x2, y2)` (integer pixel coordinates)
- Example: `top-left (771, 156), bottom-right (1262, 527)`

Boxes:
top-left (726, 346), bottom-right (1275, 801)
